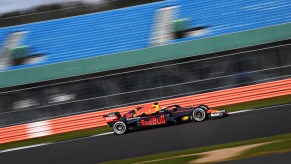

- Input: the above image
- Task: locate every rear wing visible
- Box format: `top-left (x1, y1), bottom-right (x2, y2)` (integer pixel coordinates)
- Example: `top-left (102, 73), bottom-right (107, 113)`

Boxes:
top-left (103, 112), bottom-right (122, 127)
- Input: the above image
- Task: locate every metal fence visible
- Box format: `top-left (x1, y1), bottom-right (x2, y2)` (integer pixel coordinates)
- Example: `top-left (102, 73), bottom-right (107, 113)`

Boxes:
top-left (0, 43), bottom-right (290, 127)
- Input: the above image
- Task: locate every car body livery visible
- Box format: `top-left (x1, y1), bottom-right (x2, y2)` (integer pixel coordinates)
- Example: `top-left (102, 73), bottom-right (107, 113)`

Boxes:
top-left (103, 104), bottom-right (228, 135)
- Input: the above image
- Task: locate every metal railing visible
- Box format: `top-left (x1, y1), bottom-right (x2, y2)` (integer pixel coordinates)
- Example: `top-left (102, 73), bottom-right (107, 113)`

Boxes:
top-left (0, 43), bottom-right (290, 127)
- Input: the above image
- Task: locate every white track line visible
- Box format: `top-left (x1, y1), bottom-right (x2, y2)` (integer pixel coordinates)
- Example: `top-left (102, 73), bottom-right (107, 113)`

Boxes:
top-left (92, 132), bottom-right (114, 137)
top-left (229, 103), bottom-right (291, 115)
top-left (229, 109), bottom-right (253, 114)
top-left (1, 103), bottom-right (290, 154)
top-left (0, 143), bottom-right (50, 153)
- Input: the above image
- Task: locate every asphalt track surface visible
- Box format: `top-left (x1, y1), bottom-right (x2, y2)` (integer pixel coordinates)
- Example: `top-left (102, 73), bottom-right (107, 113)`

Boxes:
top-left (1, 104), bottom-right (291, 164)
top-left (218, 151), bottom-right (291, 164)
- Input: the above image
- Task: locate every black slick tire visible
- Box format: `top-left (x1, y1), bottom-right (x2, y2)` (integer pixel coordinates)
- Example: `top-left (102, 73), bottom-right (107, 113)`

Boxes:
top-left (192, 108), bottom-right (207, 122)
top-left (113, 121), bottom-right (127, 135)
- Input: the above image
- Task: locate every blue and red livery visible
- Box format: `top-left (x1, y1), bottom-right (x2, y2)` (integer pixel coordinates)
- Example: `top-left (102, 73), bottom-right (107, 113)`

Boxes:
top-left (103, 104), bottom-right (228, 135)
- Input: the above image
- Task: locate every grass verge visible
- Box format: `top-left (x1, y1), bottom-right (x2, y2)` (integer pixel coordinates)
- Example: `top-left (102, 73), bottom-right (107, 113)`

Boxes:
top-left (0, 126), bottom-right (111, 151)
top-left (237, 139), bottom-right (291, 159)
top-left (101, 133), bottom-right (291, 164)
top-left (1, 95), bottom-right (291, 151)
top-left (218, 94), bottom-right (291, 112)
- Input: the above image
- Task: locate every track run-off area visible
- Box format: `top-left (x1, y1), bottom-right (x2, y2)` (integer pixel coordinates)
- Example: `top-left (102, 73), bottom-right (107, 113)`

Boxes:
top-left (0, 104), bottom-right (291, 164)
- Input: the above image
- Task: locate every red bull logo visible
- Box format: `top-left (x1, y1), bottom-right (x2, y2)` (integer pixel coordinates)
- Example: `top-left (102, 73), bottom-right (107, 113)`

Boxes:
top-left (141, 115), bottom-right (166, 126)
top-left (135, 105), bottom-right (155, 116)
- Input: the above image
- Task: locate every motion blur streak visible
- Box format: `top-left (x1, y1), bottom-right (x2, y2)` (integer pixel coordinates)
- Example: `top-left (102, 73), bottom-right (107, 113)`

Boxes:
top-left (0, 104), bottom-right (291, 164)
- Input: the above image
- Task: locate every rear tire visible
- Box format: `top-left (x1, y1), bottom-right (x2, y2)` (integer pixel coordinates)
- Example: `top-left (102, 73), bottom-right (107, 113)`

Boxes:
top-left (113, 121), bottom-right (127, 135)
top-left (192, 108), bottom-right (207, 122)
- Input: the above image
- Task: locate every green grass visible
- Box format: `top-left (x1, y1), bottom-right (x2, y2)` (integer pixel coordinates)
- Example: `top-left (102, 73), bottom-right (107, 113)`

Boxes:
top-left (0, 126), bottom-right (111, 151)
top-left (237, 139), bottom-right (291, 159)
top-left (217, 95), bottom-right (291, 112)
top-left (132, 155), bottom-right (202, 164)
top-left (1, 94), bottom-right (291, 151)
top-left (101, 133), bottom-right (291, 164)
top-left (150, 155), bottom-right (201, 164)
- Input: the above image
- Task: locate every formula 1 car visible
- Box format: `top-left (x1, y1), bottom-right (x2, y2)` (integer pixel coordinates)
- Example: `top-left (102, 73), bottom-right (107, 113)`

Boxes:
top-left (103, 104), bottom-right (228, 135)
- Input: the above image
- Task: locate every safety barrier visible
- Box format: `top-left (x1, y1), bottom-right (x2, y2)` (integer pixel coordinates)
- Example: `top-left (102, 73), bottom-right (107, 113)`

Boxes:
top-left (1, 78), bottom-right (291, 144)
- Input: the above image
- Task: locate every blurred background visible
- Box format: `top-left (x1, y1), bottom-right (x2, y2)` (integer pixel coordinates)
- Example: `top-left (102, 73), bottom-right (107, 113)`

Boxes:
top-left (0, 0), bottom-right (290, 127)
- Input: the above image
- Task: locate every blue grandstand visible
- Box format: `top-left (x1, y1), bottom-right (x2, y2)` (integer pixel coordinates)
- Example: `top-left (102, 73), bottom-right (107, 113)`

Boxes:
top-left (0, 0), bottom-right (290, 70)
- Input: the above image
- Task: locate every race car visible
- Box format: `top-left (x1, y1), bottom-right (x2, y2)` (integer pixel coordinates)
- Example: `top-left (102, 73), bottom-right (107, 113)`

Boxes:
top-left (103, 104), bottom-right (228, 135)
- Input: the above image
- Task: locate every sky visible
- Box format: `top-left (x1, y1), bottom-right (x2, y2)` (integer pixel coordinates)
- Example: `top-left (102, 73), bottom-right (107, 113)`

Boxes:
top-left (0, 0), bottom-right (102, 14)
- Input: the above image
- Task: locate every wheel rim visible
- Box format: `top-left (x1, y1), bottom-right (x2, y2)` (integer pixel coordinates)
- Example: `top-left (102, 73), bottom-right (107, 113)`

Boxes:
top-left (117, 125), bottom-right (123, 131)
top-left (113, 122), bottom-right (126, 134)
top-left (193, 109), bottom-right (205, 121)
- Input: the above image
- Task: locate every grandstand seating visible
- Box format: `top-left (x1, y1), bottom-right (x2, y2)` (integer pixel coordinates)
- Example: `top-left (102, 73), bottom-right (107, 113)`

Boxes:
top-left (0, 0), bottom-right (290, 70)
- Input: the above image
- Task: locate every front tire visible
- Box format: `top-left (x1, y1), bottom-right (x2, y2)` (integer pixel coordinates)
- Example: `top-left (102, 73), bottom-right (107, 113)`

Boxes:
top-left (113, 121), bottom-right (127, 135)
top-left (192, 108), bottom-right (207, 122)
